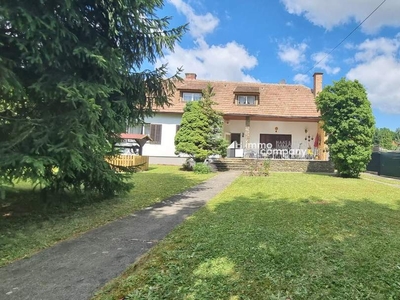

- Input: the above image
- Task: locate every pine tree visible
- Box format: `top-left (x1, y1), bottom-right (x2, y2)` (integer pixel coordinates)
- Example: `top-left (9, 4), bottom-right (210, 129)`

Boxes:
top-left (175, 84), bottom-right (227, 161)
top-left (0, 0), bottom-right (186, 196)
top-left (316, 78), bottom-right (375, 178)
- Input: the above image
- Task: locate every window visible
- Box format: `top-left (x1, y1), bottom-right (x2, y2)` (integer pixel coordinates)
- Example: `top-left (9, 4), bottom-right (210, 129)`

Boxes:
top-left (260, 134), bottom-right (292, 148)
top-left (126, 125), bottom-right (142, 134)
top-left (182, 92), bottom-right (202, 102)
top-left (144, 124), bottom-right (162, 144)
top-left (237, 95), bottom-right (256, 105)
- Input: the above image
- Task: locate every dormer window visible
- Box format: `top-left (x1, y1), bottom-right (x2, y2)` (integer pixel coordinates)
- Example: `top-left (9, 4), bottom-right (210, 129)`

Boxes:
top-left (182, 92), bottom-right (202, 102)
top-left (234, 85), bottom-right (260, 106)
top-left (238, 95), bottom-right (256, 105)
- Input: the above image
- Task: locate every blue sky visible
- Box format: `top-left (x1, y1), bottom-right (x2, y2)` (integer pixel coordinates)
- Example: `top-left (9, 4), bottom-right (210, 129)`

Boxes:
top-left (157, 0), bottom-right (400, 130)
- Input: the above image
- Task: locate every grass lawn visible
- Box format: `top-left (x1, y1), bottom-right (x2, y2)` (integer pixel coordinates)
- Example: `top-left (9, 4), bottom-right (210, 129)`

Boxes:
top-left (0, 165), bottom-right (214, 267)
top-left (94, 173), bottom-right (400, 300)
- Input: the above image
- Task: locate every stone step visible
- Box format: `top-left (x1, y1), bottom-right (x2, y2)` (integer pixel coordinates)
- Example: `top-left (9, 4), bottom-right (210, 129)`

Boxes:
top-left (210, 159), bottom-right (255, 171)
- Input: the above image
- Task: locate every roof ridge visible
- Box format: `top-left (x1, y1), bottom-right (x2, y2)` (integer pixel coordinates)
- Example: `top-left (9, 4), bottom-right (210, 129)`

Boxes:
top-left (179, 79), bottom-right (311, 89)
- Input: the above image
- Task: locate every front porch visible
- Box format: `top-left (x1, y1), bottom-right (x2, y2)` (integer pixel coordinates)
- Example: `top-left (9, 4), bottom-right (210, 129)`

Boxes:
top-left (223, 116), bottom-right (329, 161)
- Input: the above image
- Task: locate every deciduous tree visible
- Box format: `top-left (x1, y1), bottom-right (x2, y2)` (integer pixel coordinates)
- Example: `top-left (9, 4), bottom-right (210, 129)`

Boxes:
top-left (394, 128), bottom-right (400, 144)
top-left (374, 127), bottom-right (396, 150)
top-left (316, 78), bottom-right (375, 178)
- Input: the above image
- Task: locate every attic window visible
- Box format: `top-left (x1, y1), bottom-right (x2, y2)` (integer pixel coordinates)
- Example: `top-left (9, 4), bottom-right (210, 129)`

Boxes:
top-left (237, 95), bottom-right (257, 105)
top-left (182, 92), bottom-right (202, 102)
top-left (234, 86), bottom-right (259, 105)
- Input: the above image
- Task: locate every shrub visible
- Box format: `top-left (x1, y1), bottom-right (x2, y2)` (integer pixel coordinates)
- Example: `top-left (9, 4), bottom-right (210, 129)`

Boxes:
top-left (193, 163), bottom-right (212, 174)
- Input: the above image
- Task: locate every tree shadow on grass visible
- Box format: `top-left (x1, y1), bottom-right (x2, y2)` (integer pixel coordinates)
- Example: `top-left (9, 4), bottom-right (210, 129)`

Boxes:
top-left (0, 171), bottom-right (205, 216)
top-left (145, 166), bottom-right (158, 171)
top-left (0, 171), bottom-right (208, 266)
top-left (104, 194), bottom-right (400, 300)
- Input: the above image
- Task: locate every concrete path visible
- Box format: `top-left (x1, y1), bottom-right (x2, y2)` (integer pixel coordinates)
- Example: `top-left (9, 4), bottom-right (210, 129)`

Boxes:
top-left (0, 171), bottom-right (240, 300)
top-left (362, 173), bottom-right (400, 188)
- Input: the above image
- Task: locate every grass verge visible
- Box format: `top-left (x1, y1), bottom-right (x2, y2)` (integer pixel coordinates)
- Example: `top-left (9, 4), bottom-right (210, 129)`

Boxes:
top-left (361, 172), bottom-right (400, 186)
top-left (0, 165), bottom-right (214, 267)
top-left (94, 173), bottom-right (400, 299)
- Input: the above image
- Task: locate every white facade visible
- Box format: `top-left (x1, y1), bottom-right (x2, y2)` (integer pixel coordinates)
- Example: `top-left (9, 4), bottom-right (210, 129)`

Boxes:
top-left (131, 113), bottom-right (321, 158)
top-left (224, 120), bottom-right (319, 150)
top-left (137, 113), bottom-right (182, 157)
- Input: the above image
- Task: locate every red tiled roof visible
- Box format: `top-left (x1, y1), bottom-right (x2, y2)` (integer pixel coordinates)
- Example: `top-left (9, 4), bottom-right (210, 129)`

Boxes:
top-left (234, 86), bottom-right (260, 94)
top-left (156, 79), bottom-right (320, 119)
top-left (176, 81), bottom-right (208, 91)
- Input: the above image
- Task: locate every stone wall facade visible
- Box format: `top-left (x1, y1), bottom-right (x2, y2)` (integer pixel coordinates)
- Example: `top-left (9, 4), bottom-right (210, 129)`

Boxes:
top-left (269, 159), bottom-right (334, 173)
top-left (212, 158), bottom-right (335, 173)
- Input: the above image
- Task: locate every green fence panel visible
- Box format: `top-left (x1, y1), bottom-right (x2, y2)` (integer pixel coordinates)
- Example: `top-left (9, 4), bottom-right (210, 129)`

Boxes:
top-left (380, 152), bottom-right (400, 178)
top-left (367, 152), bottom-right (380, 173)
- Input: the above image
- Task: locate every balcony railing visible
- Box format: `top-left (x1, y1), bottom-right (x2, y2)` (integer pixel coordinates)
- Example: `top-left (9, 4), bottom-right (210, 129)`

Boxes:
top-left (227, 140), bottom-right (329, 160)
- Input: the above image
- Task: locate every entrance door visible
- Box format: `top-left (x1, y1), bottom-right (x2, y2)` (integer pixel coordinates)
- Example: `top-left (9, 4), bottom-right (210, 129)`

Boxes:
top-left (260, 134), bottom-right (291, 148)
top-left (231, 133), bottom-right (241, 148)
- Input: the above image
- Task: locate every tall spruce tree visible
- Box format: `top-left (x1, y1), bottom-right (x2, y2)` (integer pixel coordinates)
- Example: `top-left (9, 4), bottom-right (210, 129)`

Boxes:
top-left (0, 0), bottom-right (186, 196)
top-left (316, 78), bottom-right (375, 178)
top-left (175, 84), bottom-right (227, 161)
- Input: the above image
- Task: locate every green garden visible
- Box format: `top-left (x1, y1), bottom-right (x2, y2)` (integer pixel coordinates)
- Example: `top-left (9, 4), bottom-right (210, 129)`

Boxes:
top-left (94, 172), bottom-right (400, 299)
top-left (0, 166), bottom-right (214, 267)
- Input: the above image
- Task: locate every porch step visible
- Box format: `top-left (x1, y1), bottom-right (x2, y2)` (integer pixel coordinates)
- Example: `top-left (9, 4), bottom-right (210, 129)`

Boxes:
top-left (211, 158), bottom-right (254, 171)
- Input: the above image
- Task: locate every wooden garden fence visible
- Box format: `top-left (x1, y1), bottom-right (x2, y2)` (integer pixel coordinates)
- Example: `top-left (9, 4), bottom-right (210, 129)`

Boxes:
top-left (106, 155), bottom-right (149, 171)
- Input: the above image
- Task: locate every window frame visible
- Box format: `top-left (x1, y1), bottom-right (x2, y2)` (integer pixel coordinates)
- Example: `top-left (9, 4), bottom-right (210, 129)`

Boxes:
top-left (144, 123), bottom-right (162, 144)
top-left (181, 91), bottom-right (202, 102)
top-left (236, 94), bottom-right (258, 106)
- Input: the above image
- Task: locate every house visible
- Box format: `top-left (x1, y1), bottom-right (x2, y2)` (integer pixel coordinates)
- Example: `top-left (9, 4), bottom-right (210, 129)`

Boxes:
top-left (127, 72), bottom-right (327, 163)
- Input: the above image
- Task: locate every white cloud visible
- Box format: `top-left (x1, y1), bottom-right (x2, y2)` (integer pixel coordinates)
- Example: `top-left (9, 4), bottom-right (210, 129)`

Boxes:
top-left (293, 73), bottom-right (310, 85)
top-left (278, 42), bottom-right (308, 68)
top-left (347, 35), bottom-right (400, 114)
top-left (159, 41), bottom-right (259, 82)
top-left (224, 10), bottom-right (231, 20)
top-left (311, 52), bottom-right (340, 75)
top-left (162, 0), bottom-right (258, 82)
top-left (354, 36), bottom-right (400, 62)
top-left (276, 41), bottom-right (339, 77)
top-left (280, 0), bottom-right (400, 33)
top-left (168, 0), bottom-right (219, 38)
top-left (344, 43), bottom-right (356, 50)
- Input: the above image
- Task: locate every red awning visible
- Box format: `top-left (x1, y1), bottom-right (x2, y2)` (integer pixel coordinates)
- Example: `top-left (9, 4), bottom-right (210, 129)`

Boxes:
top-left (314, 133), bottom-right (319, 148)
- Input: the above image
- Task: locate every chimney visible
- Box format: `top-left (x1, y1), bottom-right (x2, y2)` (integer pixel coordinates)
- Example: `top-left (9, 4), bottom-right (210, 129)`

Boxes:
top-left (313, 72), bottom-right (323, 98)
top-left (185, 73), bottom-right (197, 80)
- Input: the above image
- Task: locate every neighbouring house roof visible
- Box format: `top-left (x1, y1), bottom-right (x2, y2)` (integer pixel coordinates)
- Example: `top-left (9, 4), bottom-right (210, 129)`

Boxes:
top-left (155, 79), bottom-right (320, 119)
